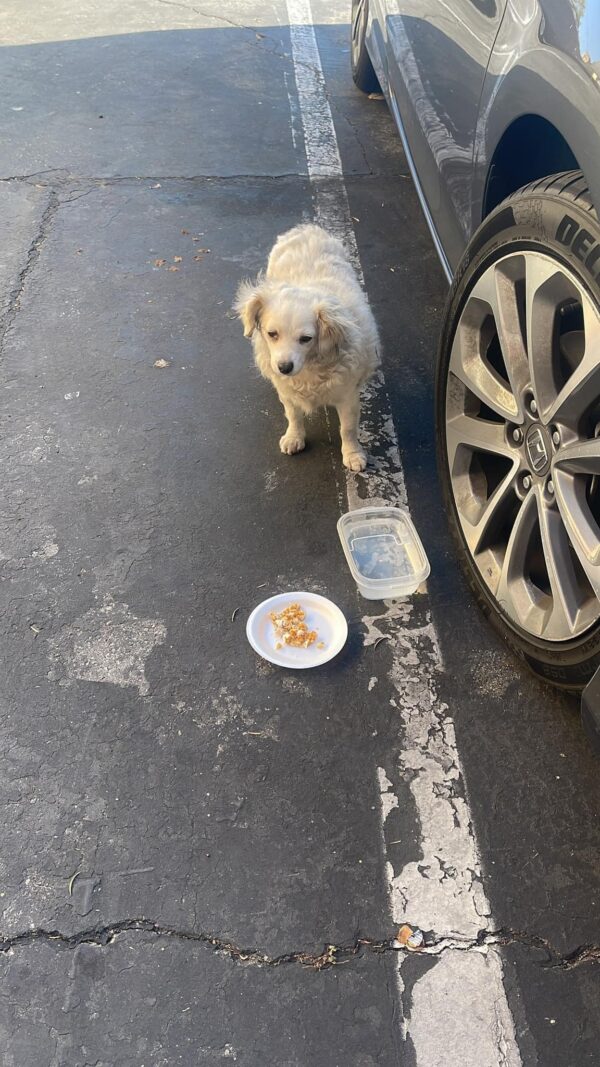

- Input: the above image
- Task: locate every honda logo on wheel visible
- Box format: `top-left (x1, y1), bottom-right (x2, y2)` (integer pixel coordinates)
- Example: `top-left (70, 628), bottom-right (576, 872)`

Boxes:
top-left (526, 427), bottom-right (549, 473)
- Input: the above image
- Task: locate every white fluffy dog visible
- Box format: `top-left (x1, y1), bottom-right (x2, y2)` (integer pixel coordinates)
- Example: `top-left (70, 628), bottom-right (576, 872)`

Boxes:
top-left (235, 224), bottom-right (380, 471)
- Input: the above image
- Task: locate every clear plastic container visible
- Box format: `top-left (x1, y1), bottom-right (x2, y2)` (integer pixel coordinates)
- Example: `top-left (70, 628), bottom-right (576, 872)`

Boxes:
top-left (337, 506), bottom-right (430, 600)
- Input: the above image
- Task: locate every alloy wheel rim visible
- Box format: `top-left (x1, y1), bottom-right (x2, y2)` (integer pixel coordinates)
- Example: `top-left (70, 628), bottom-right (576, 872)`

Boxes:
top-left (351, 0), bottom-right (366, 61)
top-left (446, 250), bottom-right (600, 642)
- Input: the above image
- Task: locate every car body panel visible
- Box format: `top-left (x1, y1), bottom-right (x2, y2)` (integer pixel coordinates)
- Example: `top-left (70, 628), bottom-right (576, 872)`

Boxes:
top-left (365, 0), bottom-right (600, 276)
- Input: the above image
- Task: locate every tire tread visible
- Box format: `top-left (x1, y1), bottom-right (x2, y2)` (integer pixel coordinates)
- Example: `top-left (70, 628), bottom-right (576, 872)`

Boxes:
top-left (510, 169), bottom-right (595, 216)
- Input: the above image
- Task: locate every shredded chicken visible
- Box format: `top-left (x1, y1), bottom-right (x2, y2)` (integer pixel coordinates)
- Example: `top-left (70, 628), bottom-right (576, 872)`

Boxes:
top-left (269, 602), bottom-right (319, 649)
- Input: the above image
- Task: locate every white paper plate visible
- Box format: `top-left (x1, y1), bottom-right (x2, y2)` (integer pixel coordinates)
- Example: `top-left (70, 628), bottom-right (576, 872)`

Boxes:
top-left (246, 592), bottom-right (348, 669)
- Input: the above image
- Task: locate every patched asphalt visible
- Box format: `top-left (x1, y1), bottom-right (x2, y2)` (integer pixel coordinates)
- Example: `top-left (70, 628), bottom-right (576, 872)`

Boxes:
top-left (0, 2), bottom-right (599, 1064)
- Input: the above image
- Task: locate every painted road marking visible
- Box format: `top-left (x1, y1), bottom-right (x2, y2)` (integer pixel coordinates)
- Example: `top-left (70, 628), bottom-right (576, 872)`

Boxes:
top-left (285, 1), bottom-right (523, 1062)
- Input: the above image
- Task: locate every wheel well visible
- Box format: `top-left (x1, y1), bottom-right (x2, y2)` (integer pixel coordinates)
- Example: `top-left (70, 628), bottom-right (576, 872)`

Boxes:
top-left (483, 115), bottom-right (578, 217)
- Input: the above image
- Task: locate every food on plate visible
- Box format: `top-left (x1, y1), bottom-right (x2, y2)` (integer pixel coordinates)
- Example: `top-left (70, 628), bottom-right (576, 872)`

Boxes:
top-left (269, 602), bottom-right (319, 649)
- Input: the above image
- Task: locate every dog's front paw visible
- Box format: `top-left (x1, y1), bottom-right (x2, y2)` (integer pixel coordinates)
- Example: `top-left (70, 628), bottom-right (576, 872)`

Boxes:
top-left (280, 432), bottom-right (306, 455)
top-left (343, 448), bottom-right (367, 472)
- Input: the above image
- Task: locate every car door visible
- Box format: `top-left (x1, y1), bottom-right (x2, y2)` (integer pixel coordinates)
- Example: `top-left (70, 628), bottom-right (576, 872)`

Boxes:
top-left (378, 0), bottom-right (508, 272)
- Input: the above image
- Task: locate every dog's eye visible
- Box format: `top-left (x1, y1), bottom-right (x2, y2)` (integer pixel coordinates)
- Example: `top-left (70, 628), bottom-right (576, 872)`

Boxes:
top-left (299, 335), bottom-right (312, 344)
top-left (267, 330), bottom-right (278, 340)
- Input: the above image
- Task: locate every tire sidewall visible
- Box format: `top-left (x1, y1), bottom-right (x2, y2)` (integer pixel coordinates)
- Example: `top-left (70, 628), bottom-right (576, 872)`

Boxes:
top-left (436, 189), bottom-right (600, 689)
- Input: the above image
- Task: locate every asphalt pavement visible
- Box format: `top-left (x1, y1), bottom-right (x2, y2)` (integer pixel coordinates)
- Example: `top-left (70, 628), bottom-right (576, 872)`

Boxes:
top-left (0, 1), bottom-right (599, 1064)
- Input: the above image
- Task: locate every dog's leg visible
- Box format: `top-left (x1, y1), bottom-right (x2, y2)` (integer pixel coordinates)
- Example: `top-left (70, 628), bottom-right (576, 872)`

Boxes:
top-left (279, 398), bottom-right (306, 455)
top-left (336, 393), bottom-right (367, 472)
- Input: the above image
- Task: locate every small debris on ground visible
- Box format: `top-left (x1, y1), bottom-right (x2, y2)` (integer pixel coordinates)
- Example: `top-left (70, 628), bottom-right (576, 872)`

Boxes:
top-left (153, 358), bottom-right (171, 368)
top-left (374, 635), bottom-right (390, 650)
top-left (368, 92), bottom-right (385, 100)
top-left (231, 607), bottom-right (240, 622)
top-left (67, 870), bottom-right (82, 896)
top-left (167, 265), bottom-right (180, 272)
top-left (393, 924), bottom-right (424, 951)
top-left (153, 258), bottom-right (166, 267)
top-left (173, 255), bottom-right (182, 263)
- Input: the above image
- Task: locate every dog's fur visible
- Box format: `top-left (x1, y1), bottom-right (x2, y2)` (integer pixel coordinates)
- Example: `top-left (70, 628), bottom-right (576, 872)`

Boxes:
top-left (235, 224), bottom-right (380, 471)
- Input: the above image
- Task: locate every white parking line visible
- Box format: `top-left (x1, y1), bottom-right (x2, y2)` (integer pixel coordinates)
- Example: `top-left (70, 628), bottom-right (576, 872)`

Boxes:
top-left (285, 2), bottom-right (523, 1062)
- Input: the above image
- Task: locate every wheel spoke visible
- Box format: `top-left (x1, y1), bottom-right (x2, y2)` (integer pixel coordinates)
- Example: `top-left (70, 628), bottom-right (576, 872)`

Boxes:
top-left (461, 464), bottom-right (519, 556)
top-left (495, 490), bottom-right (539, 628)
top-left (535, 489), bottom-right (582, 638)
top-left (553, 437), bottom-right (600, 476)
top-left (545, 300), bottom-right (600, 425)
top-left (553, 465), bottom-right (600, 597)
top-left (488, 257), bottom-right (530, 404)
top-left (449, 313), bottom-right (519, 421)
top-left (525, 255), bottom-right (562, 418)
top-left (445, 412), bottom-right (514, 468)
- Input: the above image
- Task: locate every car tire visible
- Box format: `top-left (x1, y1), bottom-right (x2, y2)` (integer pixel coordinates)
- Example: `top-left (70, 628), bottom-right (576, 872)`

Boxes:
top-left (351, 0), bottom-right (380, 94)
top-left (436, 171), bottom-right (600, 690)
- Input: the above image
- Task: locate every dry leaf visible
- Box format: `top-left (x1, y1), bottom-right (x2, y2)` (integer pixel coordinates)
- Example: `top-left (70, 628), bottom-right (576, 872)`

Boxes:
top-left (173, 255), bottom-right (183, 263)
top-left (153, 358), bottom-right (171, 368)
top-left (153, 258), bottom-right (165, 267)
top-left (181, 228), bottom-right (189, 234)
top-left (167, 265), bottom-right (179, 272)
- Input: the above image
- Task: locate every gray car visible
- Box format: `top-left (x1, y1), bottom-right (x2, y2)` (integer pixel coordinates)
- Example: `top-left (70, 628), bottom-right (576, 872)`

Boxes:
top-left (352, 0), bottom-right (600, 691)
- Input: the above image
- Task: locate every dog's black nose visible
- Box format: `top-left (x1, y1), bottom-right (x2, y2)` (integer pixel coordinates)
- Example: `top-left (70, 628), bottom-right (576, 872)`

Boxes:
top-left (278, 361), bottom-right (294, 375)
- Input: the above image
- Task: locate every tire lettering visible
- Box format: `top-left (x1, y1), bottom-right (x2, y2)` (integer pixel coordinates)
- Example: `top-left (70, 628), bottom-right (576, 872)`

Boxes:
top-left (556, 214), bottom-right (579, 246)
top-left (586, 244), bottom-right (600, 273)
top-left (573, 227), bottom-right (595, 262)
top-left (555, 214), bottom-right (600, 283)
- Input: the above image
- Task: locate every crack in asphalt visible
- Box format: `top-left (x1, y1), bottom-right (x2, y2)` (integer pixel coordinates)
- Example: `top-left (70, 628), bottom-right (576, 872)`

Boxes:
top-left (0, 171), bottom-right (408, 187)
top-left (0, 920), bottom-right (598, 972)
top-left (0, 189), bottom-right (59, 356)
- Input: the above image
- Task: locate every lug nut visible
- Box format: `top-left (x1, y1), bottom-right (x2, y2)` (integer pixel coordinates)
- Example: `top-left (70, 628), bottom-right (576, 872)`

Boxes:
top-left (522, 475), bottom-right (532, 490)
top-left (529, 398), bottom-right (538, 416)
top-left (552, 430), bottom-right (560, 447)
top-left (548, 480), bottom-right (555, 495)
top-left (512, 427), bottom-right (523, 444)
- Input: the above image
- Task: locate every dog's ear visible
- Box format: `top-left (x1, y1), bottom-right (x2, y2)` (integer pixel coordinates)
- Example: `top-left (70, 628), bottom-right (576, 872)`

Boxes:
top-left (315, 298), bottom-right (353, 355)
top-left (234, 276), bottom-right (266, 337)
